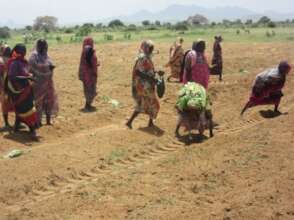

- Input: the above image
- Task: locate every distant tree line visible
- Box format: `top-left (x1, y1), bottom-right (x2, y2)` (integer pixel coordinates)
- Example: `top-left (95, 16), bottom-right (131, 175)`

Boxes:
top-left (1, 14), bottom-right (294, 41)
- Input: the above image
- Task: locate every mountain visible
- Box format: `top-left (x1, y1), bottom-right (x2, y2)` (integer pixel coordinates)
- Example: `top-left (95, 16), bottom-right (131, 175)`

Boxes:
top-left (105, 4), bottom-right (294, 24)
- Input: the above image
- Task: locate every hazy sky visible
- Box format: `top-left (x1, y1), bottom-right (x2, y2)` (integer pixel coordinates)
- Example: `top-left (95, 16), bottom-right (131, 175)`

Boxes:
top-left (0, 0), bottom-right (293, 25)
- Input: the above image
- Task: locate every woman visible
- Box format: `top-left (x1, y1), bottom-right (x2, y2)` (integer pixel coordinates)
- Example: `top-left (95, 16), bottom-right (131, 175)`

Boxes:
top-left (0, 45), bottom-right (13, 129)
top-left (6, 44), bottom-right (38, 140)
top-left (29, 39), bottom-right (58, 127)
top-left (182, 40), bottom-right (210, 89)
top-left (241, 61), bottom-right (292, 115)
top-left (211, 35), bottom-right (223, 81)
top-left (79, 37), bottom-right (99, 111)
top-left (126, 40), bottom-right (160, 129)
top-left (166, 38), bottom-right (184, 82)
top-left (175, 82), bottom-right (214, 142)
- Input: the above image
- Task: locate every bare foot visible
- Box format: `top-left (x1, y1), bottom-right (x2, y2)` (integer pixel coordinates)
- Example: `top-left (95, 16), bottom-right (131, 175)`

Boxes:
top-left (126, 122), bottom-right (132, 129)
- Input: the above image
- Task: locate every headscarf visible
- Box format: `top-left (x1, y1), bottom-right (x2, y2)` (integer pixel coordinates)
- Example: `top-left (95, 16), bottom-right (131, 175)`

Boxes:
top-left (36, 39), bottom-right (48, 57)
top-left (12, 44), bottom-right (26, 59)
top-left (177, 37), bottom-right (184, 45)
top-left (2, 46), bottom-right (11, 58)
top-left (278, 61), bottom-right (292, 74)
top-left (7, 44), bottom-right (27, 69)
top-left (140, 40), bottom-right (154, 56)
top-left (214, 35), bottom-right (223, 42)
top-left (81, 37), bottom-right (95, 67)
top-left (83, 37), bottom-right (94, 48)
top-left (192, 39), bottom-right (206, 53)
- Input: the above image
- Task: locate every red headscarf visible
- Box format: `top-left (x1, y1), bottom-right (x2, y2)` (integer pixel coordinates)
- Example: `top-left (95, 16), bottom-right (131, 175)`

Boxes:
top-left (83, 37), bottom-right (94, 48)
top-left (7, 44), bottom-right (27, 72)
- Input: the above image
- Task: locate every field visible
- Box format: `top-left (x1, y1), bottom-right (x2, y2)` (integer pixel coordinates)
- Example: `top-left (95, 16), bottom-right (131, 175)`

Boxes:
top-left (1, 28), bottom-right (294, 219)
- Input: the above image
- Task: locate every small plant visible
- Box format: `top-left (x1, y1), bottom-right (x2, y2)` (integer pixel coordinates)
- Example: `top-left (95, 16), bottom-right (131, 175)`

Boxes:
top-left (56, 36), bottom-right (62, 43)
top-left (245, 29), bottom-right (251, 34)
top-left (70, 36), bottom-right (82, 43)
top-left (104, 34), bottom-right (114, 41)
top-left (266, 31), bottom-right (271, 37)
top-left (124, 33), bottom-right (131, 40)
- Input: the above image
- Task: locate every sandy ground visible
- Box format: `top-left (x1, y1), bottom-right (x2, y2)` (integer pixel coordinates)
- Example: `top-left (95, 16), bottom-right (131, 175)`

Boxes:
top-left (0, 41), bottom-right (294, 220)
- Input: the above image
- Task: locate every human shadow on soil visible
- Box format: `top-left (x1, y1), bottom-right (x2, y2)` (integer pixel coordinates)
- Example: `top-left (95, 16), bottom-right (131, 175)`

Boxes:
top-left (0, 126), bottom-right (12, 133)
top-left (79, 108), bottom-right (97, 113)
top-left (176, 133), bottom-right (209, 145)
top-left (259, 110), bottom-right (286, 119)
top-left (4, 131), bottom-right (40, 144)
top-left (139, 125), bottom-right (165, 137)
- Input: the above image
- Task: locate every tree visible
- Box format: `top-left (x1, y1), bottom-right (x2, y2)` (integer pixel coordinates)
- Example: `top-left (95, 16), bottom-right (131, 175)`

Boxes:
top-left (163, 22), bottom-right (172, 29)
top-left (245, 19), bottom-right (253, 25)
top-left (187, 14), bottom-right (209, 25)
top-left (76, 25), bottom-right (91, 37)
top-left (82, 23), bottom-right (94, 28)
top-left (33, 16), bottom-right (58, 32)
top-left (25, 25), bottom-right (32, 31)
top-left (155, 20), bottom-right (161, 26)
top-left (108, 19), bottom-right (125, 28)
top-left (222, 19), bottom-right (232, 26)
top-left (210, 22), bottom-right (217, 27)
top-left (96, 23), bottom-right (103, 29)
top-left (0, 27), bottom-right (10, 38)
top-left (126, 24), bottom-right (137, 31)
top-left (174, 22), bottom-right (189, 31)
top-left (142, 20), bottom-right (151, 26)
top-left (234, 19), bottom-right (243, 25)
top-left (268, 21), bottom-right (277, 28)
top-left (258, 16), bottom-right (271, 24)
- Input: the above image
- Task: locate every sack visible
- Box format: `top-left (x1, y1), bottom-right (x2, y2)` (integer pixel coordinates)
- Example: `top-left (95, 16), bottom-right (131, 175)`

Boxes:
top-left (176, 82), bottom-right (207, 111)
top-left (157, 76), bottom-right (165, 98)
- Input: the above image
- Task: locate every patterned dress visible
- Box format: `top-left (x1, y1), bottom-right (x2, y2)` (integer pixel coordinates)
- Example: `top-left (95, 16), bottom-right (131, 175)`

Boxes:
top-left (211, 41), bottom-right (223, 77)
top-left (132, 53), bottom-right (160, 119)
top-left (29, 51), bottom-right (58, 123)
top-left (168, 44), bottom-right (184, 80)
top-left (183, 50), bottom-right (210, 89)
top-left (0, 58), bottom-right (12, 113)
top-left (7, 58), bottom-right (37, 127)
top-left (0, 57), bottom-right (7, 113)
top-left (246, 68), bottom-right (286, 108)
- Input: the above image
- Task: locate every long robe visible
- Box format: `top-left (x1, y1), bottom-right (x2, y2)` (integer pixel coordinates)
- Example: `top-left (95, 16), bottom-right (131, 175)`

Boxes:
top-left (6, 58), bottom-right (37, 127)
top-left (211, 41), bottom-right (223, 77)
top-left (29, 51), bottom-right (58, 123)
top-left (79, 43), bottom-right (98, 105)
top-left (168, 44), bottom-right (184, 80)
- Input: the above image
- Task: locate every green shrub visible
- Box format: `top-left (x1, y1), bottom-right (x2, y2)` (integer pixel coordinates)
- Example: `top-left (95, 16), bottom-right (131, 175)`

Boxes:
top-left (56, 36), bottom-right (62, 42)
top-left (268, 21), bottom-right (276, 28)
top-left (124, 33), bottom-right (131, 40)
top-left (104, 34), bottom-right (114, 41)
top-left (76, 26), bottom-right (91, 37)
top-left (126, 24), bottom-right (137, 31)
top-left (64, 28), bottom-right (74, 34)
top-left (0, 27), bottom-right (10, 39)
top-left (173, 22), bottom-right (189, 31)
